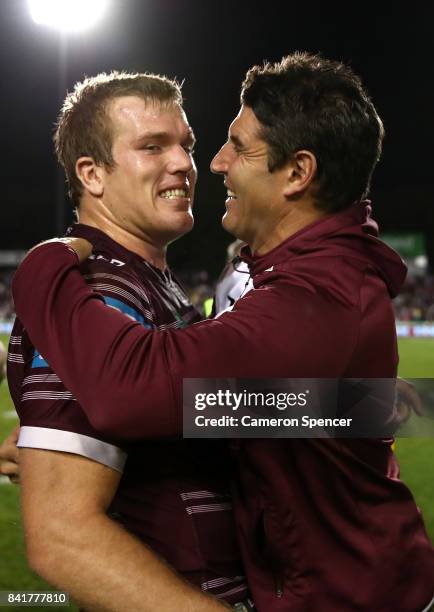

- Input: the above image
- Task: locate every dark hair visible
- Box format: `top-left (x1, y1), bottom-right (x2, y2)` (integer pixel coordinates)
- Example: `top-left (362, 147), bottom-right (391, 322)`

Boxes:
top-left (54, 71), bottom-right (183, 205)
top-left (241, 52), bottom-right (384, 212)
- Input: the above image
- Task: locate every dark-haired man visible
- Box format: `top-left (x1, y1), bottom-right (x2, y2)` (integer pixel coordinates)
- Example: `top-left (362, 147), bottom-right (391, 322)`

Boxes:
top-left (12, 53), bottom-right (434, 611)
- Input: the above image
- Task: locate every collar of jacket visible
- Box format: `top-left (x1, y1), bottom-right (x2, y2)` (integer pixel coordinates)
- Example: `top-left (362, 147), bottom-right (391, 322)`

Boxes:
top-left (240, 200), bottom-right (377, 275)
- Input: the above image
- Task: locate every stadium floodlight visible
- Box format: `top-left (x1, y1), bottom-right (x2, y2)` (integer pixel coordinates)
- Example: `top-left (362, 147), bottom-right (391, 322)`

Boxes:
top-left (27, 0), bottom-right (110, 33)
top-left (414, 255), bottom-right (428, 269)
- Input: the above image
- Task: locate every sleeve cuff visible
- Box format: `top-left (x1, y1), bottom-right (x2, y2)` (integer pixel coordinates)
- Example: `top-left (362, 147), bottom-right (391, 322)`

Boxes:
top-left (18, 426), bottom-right (127, 472)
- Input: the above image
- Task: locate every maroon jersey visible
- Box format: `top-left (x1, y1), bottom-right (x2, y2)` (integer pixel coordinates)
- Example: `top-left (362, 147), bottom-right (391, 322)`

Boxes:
top-left (8, 224), bottom-right (248, 604)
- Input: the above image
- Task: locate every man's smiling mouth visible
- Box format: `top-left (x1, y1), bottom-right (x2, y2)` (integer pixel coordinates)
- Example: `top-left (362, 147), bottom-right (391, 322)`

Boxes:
top-left (160, 188), bottom-right (188, 199)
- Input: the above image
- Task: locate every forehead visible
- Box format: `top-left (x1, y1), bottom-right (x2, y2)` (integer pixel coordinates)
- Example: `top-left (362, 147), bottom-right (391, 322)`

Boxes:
top-left (228, 105), bottom-right (262, 141)
top-left (108, 95), bottom-right (191, 139)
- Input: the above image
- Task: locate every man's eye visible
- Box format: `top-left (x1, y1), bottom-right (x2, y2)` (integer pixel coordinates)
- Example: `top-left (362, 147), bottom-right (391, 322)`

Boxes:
top-left (143, 144), bottom-right (160, 152)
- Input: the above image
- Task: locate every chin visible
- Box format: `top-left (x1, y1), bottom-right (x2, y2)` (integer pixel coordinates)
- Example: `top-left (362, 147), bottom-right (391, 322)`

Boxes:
top-left (221, 212), bottom-right (239, 239)
top-left (168, 215), bottom-right (194, 241)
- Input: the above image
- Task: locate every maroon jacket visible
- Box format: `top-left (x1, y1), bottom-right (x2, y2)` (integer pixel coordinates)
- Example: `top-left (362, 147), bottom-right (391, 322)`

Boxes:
top-left (12, 202), bottom-right (434, 611)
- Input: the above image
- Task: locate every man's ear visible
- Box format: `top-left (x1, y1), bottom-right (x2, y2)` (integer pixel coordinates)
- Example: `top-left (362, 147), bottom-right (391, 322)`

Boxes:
top-left (283, 150), bottom-right (317, 197)
top-left (75, 157), bottom-right (104, 198)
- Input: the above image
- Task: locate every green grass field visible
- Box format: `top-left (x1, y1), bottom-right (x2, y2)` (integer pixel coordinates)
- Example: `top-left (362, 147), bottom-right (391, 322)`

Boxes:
top-left (0, 334), bottom-right (433, 609)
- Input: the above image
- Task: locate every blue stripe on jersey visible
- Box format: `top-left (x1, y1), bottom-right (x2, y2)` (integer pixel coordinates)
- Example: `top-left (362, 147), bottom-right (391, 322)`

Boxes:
top-left (103, 296), bottom-right (152, 327)
top-left (31, 349), bottom-right (49, 369)
top-left (30, 296), bottom-right (152, 370)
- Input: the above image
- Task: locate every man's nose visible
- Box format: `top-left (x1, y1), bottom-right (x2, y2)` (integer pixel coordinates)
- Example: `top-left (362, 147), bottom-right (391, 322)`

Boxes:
top-left (170, 146), bottom-right (194, 174)
top-left (210, 144), bottom-right (228, 175)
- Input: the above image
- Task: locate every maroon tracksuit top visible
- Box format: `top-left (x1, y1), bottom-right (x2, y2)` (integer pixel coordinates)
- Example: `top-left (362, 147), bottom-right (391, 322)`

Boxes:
top-left (12, 202), bottom-right (434, 611)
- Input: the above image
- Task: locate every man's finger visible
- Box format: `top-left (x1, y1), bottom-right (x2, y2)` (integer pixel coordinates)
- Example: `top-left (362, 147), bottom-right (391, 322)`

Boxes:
top-left (26, 237), bottom-right (93, 265)
top-left (62, 237), bottom-right (93, 263)
top-left (0, 442), bottom-right (20, 463)
top-left (396, 378), bottom-right (424, 417)
top-left (0, 426), bottom-right (20, 465)
top-left (9, 425), bottom-right (20, 443)
top-left (0, 461), bottom-right (20, 477)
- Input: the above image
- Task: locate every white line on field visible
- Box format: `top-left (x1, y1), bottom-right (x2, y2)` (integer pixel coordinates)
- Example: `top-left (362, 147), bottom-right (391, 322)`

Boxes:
top-left (0, 476), bottom-right (12, 485)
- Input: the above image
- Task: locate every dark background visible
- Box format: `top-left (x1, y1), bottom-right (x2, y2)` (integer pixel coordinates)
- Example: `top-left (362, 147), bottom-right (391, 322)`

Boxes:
top-left (1, 0), bottom-right (433, 277)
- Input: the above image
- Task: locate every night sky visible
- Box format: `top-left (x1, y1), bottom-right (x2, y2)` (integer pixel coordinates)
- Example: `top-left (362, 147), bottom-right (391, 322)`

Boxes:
top-left (1, 0), bottom-right (433, 277)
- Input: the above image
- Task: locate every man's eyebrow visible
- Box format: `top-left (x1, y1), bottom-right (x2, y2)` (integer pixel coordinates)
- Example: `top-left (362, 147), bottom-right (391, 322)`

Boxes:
top-left (229, 133), bottom-right (244, 148)
top-left (134, 131), bottom-right (169, 144)
top-left (134, 130), bottom-right (196, 146)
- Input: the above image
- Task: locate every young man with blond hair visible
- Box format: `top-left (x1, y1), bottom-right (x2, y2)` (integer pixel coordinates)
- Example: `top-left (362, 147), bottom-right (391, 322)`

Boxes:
top-left (6, 71), bottom-right (249, 612)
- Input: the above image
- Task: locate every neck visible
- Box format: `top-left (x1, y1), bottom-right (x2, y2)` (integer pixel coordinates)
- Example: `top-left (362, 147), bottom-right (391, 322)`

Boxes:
top-left (77, 203), bottom-right (167, 271)
top-left (254, 198), bottom-right (328, 255)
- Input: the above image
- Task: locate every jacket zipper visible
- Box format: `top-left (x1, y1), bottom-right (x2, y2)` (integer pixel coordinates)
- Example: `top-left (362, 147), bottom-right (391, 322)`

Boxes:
top-left (274, 573), bottom-right (284, 598)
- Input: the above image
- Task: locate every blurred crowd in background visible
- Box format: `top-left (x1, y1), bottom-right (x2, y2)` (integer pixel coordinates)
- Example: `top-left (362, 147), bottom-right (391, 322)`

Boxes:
top-left (0, 273), bottom-right (14, 321)
top-left (1, 266), bottom-right (433, 323)
top-left (394, 275), bottom-right (434, 322)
